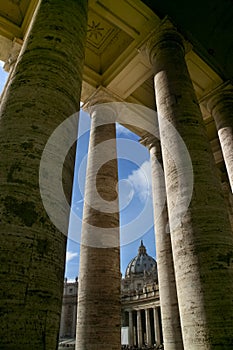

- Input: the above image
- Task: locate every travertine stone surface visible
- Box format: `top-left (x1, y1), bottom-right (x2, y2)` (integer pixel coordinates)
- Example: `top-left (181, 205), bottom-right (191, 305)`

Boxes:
top-left (207, 89), bottom-right (233, 193)
top-left (141, 134), bottom-right (184, 350)
top-left (145, 308), bottom-right (152, 346)
top-left (0, 0), bottom-right (88, 349)
top-left (221, 181), bottom-right (233, 231)
top-left (148, 24), bottom-right (233, 349)
top-left (137, 310), bottom-right (143, 347)
top-left (153, 307), bottom-right (161, 346)
top-left (76, 104), bottom-right (121, 350)
top-left (128, 310), bottom-right (134, 346)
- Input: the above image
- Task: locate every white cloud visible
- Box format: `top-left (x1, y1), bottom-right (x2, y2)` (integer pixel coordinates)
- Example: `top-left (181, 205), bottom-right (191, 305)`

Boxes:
top-left (72, 199), bottom-right (83, 212)
top-left (128, 160), bottom-right (152, 202)
top-left (66, 251), bottom-right (78, 263)
top-left (0, 61), bottom-right (4, 67)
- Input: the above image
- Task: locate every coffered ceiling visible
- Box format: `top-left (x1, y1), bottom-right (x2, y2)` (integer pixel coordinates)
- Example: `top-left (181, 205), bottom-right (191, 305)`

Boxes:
top-left (0, 0), bottom-right (231, 171)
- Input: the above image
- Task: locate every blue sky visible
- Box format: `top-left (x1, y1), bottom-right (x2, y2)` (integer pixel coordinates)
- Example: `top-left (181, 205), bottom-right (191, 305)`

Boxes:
top-left (0, 61), bottom-right (8, 92)
top-left (67, 111), bottom-right (156, 279)
top-left (0, 61), bottom-right (156, 280)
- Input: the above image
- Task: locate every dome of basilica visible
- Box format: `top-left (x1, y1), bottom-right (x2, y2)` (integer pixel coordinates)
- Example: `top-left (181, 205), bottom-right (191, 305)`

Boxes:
top-left (125, 240), bottom-right (157, 278)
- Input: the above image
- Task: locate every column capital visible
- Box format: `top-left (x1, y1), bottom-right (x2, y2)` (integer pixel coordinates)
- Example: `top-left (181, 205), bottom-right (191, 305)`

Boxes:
top-left (140, 133), bottom-right (163, 164)
top-left (3, 37), bottom-right (23, 72)
top-left (139, 18), bottom-right (188, 66)
top-left (82, 86), bottom-right (122, 110)
top-left (206, 82), bottom-right (233, 114)
top-left (82, 86), bottom-right (122, 123)
top-left (139, 132), bottom-right (159, 150)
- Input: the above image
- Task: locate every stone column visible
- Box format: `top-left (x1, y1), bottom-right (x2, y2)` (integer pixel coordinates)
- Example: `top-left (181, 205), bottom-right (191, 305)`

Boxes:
top-left (129, 310), bottom-right (134, 346)
top-left (137, 310), bottom-right (143, 348)
top-left (0, 1), bottom-right (87, 349)
top-left (72, 299), bottom-right (77, 339)
top-left (207, 87), bottom-right (233, 193)
top-left (1, 38), bottom-right (23, 102)
top-left (145, 308), bottom-right (152, 346)
top-left (146, 21), bottom-right (233, 349)
top-left (153, 307), bottom-right (161, 346)
top-left (76, 99), bottom-right (121, 350)
top-left (140, 134), bottom-right (184, 350)
top-left (221, 181), bottom-right (233, 231)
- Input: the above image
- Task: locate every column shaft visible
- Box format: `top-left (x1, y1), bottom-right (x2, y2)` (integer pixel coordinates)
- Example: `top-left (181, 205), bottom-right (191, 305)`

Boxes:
top-left (76, 105), bottom-right (121, 350)
top-left (153, 307), bottom-right (161, 346)
top-left (0, 1), bottom-right (87, 349)
top-left (129, 310), bottom-right (134, 346)
top-left (207, 89), bottom-right (233, 193)
top-left (145, 308), bottom-right (152, 346)
top-left (142, 134), bottom-right (184, 350)
top-left (221, 181), bottom-right (233, 231)
top-left (137, 310), bottom-right (143, 347)
top-left (149, 25), bottom-right (233, 349)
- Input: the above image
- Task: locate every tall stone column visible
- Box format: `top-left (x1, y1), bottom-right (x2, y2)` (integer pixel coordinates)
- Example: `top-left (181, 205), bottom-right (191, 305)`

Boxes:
top-left (76, 99), bottom-right (121, 350)
top-left (140, 134), bottom-right (184, 350)
top-left (145, 308), bottom-right (152, 346)
top-left (153, 307), bottom-right (161, 346)
top-left (129, 310), bottom-right (134, 346)
top-left (146, 21), bottom-right (233, 349)
top-left (207, 87), bottom-right (233, 193)
top-left (0, 1), bottom-right (87, 349)
top-left (221, 181), bottom-right (233, 231)
top-left (137, 310), bottom-right (143, 348)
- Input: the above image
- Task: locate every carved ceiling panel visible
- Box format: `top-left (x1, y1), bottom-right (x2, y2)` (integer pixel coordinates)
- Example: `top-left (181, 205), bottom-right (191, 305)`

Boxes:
top-left (0, 0), bottom-right (29, 27)
top-left (85, 10), bottom-right (133, 74)
top-left (86, 10), bottom-right (118, 53)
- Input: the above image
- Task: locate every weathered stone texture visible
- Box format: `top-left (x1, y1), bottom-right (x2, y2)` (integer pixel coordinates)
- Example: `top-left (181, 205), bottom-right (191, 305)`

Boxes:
top-left (0, 0), bottom-right (88, 349)
top-left (207, 89), bottom-right (233, 193)
top-left (145, 135), bottom-right (184, 350)
top-left (221, 181), bottom-right (233, 231)
top-left (149, 26), bottom-right (233, 349)
top-left (76, 107), bottom-right (121, 350)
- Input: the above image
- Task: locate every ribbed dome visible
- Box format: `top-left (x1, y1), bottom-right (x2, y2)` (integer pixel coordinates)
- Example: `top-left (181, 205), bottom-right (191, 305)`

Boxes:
top-left (125, 240), bottom-right (157, 278)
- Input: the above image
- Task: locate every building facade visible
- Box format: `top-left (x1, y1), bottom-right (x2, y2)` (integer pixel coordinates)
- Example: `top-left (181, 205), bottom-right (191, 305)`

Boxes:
top-left (59, 241), bottom-right (162, 349)
top-left (0, 1), bottom-right (233, 350)
top-left (59, 279), bottom-right (79, 341)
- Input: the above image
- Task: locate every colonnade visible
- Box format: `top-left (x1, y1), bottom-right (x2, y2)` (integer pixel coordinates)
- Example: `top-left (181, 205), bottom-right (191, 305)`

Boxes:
top-left (0, 1), bottom-right (233, 349)
top-left (126, 307), bottom-right (162, 348)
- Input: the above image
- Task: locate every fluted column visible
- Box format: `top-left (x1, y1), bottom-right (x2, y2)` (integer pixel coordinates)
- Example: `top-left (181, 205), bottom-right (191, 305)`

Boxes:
top-left (0, 1), bottom-right (87, 349)
top-left (207, 88), bottom-right (233, 193)
top-left (153, 307), bottom-right (161, 346)
top-left (76, 100), bottom-right (121, 350)
top-left (145, 21), bottom-right (233, 349)
top-left (129, 310), bottom-right (134, 346)
top-left (145, 308), bottom-right (152, 346)
top-left (140, 134), bottom-right (184, 350)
